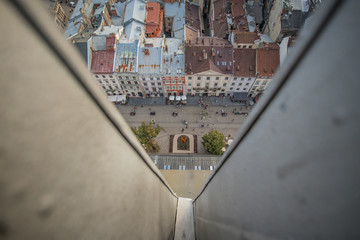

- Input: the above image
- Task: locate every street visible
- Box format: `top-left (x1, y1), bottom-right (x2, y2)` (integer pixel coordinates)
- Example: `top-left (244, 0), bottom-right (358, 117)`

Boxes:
top-left (116, 101), bottom-right (250, 155)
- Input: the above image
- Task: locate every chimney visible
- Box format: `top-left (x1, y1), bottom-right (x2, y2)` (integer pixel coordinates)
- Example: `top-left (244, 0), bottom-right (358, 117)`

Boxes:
top-left (236, 65), bottom-right (240, 71)
top-left (193, 51), bottom-right (196, 57)
top-left (202, 49), bottom-right (207, 59)
top-left (189, 63), bottom-right (192, 72)
top-left (211, 48), bottom-right (215, 56)
top-left (144, 49), bottom-right (150, 55)
top-left (198, 56), bottom-right (202, 61)
top-left (174, 52), bottom-right (177, 56)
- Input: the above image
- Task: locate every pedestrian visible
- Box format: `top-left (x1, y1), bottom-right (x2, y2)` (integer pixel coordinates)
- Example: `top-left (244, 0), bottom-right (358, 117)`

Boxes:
top-left (182, 128), bottom-right (184, 132)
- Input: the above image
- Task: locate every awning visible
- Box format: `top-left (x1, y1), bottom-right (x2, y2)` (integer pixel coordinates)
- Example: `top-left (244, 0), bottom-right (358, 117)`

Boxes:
top-left (176, 96), bottom-right (181, 101)
top-left (233, 92), bottom-right (248, 101)
top-left (169, 96), bottom-right (175, 100)
top-left (108, 95), bottom-right (127, 102)
top-left (181, 95), bottom-right (187, 101)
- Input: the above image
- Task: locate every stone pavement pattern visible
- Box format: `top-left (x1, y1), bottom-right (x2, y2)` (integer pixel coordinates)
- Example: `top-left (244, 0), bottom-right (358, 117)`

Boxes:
top-left (117, 102), bottom-right (251, 155)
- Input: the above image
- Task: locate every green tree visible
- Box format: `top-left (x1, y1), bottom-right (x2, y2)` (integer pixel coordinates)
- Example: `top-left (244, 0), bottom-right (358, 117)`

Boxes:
top-left (131, 121), bottom-right (163, 153)
top-left (202, 130), bottom-right (226, 155)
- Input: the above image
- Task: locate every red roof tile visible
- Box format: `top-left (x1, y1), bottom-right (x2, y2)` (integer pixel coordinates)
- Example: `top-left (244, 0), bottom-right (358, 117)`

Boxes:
top-left (256, 44), bottom-right (280, 77)
top-left (233, 48), bottom-right (256, 77)
top-left (91, 50), bottom-right (115, 74)
top-left (145, 2), bottom-right (163, 38)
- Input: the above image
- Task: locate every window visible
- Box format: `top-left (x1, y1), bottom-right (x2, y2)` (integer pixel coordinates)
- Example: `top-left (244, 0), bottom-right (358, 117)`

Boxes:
top-left (150, 77), bottom-right (154, 80)
top-left (205, 83), bottom-right (209, 87)
top-left (98, 80), bottom-right (102, 83)
top-left (157, 77), bottom-right (160, 80)
top-left (157, 82), bottom-right (161, 86)
top-left (142, 78), bottom-right (146, 81)
top-left (145, 88), bottom-right (149, 91)
top-left (217, 61), bottom-right (219, 66)
top-left (172, 86), bottom-right (176, 90)
top-left (229, 62), bottom-right (232, 66)
top-left (206, 77), bottom-right (210, 80)
top-left (262, 81), bottom-right (267, 85)
top-left (221, 89), bottom-right (225, 92)
top-left (126, 76), bottom-right (129, 80)
top-left (151, 83), bottom-right (155, 86)
top-left (178, 85), bottom-right (182, 90)
top-left (259, 86), bottom-right (264, 90)
top-left (246, 83), bottom-right (249, 86)
top-left (188, 89), bottom-right (191, 92)
top-left (223, 83), bottom-right (227, 87)
top-left (241, 78), bottom-right (244, 80)
top-left (234, 77), bottom-right (237, 80)
top-left (143, 83), bottom-right (147, 86)
top-left (177, 81), bottom-right (181, 84)
top-left (105, 80), bottom-right (109, 84)
top-left (102, 75), bottom-right (106, 78)
top-left (197, 83), bottom-right (200, 86)
top-left (188, 83), bottom-right (192, 86)
top-left (134, 81), bottom-right (138, 85)
top-left (118, 76), bottom-right (122, 80)
top-left (165, 80), bottom-right (170, 84)
top-left (120, 81), bottom-right (125, 84)
top-left (95, 75), bottom-right (99, 78)
top-left (214, 83), bottom-right (218, 87)
top-left (188, 77), bottom-right (192, 80)
top-left (133, 77), bottom-right (136, 80)
top-left (112, 80), bottom-right (116, 84)
top-left (172, 80), bottom-right (176, 84)
top-left (110, 75), bottom-right (113, 78)
top-left (255, 81), bottom-right (260, 85)
top-left (197, 77), bottom-right (201, 80)
top-left (222, 62), bottom-right (226, 66)
top-left (231, 83), bottom-right (235, 86)
top-left (127, 81), bottom-right (131, 84)
top-left (225, 77), bottom-right (229, 80)
top-left (166, 86), bottom-right (170, 90)
top-left (230, 87), bottom-right (233, 90)
top-left (216, 77), bottom-right (219, 80)
top-left (248, 78), bottom-right (251, 81)
top-left (159, 88), bottom-right (162, 90)
top-left (243, 88), bottom-right (247, 90)
top-left (236, 88), bottom-right (240, 91)
top-left (239, 83), bottom-right (242, 86)
top-left (252, 86), bottom-right (256, 90)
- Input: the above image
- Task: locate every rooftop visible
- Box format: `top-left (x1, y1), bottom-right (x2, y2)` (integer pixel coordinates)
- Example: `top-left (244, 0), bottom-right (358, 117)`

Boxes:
top-left (165, 2), bottom-right (185, 40)
top-left (185, 26), bottom-right (199, 44)
top-left (233, 31), bottom-right (259, 44)
top-left (185, 45), bottom-right (233, 75)
top-left (138, 38), bottom-right (163, 75)
top-left (233, 48), bottom-right (256, 77)
top-left (256, 44), bottom-right (280, 77)
top-left (123, 0), bottom-right (146, 25)
top-left (162, 38), bottom-right (185, 75)
top-left (91, 50), bottom-right (115, 74)
top-left (113, 40), bottom-right (139, 73)
top-left (145, 2), bottom-right (163, 38)
top-left (212, 0), bottom-right (228, 39)
top-left (185, 2), bottom-right (201, 32)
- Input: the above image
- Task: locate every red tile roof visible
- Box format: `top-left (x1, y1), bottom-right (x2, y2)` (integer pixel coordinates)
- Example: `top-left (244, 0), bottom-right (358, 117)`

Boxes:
top-left (256, 44), bottom-right (280, 77)
top-left (233, 31), bottom-right (259, 44)
top-left (145, 2), bottom-right (163, 38)
top-left (233, 48), bottom-right (256, 77)
top-left (185, 44), bottom-right (233, 75)
top-left (91, 50), bottom-right (115, 74)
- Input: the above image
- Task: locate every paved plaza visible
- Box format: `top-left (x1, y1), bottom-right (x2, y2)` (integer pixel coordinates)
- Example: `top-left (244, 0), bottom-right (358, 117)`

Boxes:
top-left (116, 97), bottom-right (252, 155)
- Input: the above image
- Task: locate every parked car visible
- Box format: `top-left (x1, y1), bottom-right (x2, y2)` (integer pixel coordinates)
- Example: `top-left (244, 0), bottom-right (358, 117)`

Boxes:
top-left (150, 112), bottom-right (156, 116)
top-left (130, 111), bottom-right (136, 116)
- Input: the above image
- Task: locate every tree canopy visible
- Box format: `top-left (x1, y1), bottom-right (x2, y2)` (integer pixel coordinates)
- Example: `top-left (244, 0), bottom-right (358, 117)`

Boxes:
top-left (202, 130), bottom-right (226, 155)
top-left (131, 121), bottom-right (163, 153)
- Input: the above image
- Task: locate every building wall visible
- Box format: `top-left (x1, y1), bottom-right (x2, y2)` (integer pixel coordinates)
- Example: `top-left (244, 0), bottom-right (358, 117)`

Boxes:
top-left (226, 76), bottom-right (256, 96)
top-left (140, 74), bottom-right (164, 97)
top-left (248, 77), bottom-right (272, 97)
top-left (186, 72), bottom-right (230, 96)
top-left (94, 73), bottom-right (123, 95)
top-left (116, 73), bottom-right (143, 97)
top-left (263, 0), bottom-right (282, 42)
top-left (163, 76), bottom-right (185, 96)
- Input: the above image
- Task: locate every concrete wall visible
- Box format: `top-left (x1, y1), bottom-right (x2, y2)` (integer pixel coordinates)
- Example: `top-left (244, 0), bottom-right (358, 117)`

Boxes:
top-left (0, 1), bottom-right (177, 239)
top-left (194, 0), bottom-right (360, 239)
